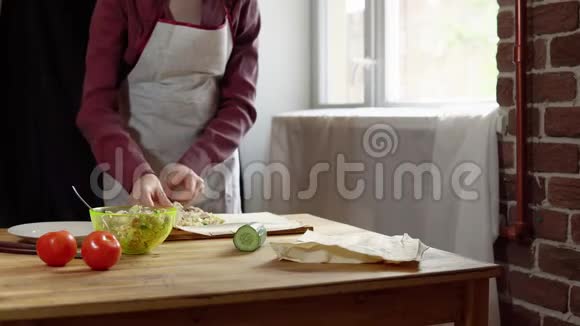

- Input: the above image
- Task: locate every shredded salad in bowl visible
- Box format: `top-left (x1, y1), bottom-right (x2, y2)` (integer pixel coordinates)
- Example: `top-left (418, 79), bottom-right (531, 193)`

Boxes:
top-left (90, 203), bottom-right (226, 254)
top-left (90, 205), bottom-right (177, 255)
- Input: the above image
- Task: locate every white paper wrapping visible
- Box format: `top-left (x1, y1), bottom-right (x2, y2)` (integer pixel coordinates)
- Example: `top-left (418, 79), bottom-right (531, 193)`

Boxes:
top-left (270, 230), bottom-right (429, 264)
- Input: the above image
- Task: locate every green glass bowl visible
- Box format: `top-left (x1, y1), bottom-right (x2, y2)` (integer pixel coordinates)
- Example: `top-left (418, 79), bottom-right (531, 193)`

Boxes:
top-left (89, 206), bottom-right (177, 255)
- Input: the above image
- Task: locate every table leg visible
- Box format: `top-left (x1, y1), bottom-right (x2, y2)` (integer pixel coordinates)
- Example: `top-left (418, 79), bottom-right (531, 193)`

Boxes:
top-left (461, 279), bottom-right (490, 326)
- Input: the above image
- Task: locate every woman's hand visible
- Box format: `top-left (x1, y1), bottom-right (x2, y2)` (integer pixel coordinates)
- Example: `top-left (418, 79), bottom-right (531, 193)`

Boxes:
top-left (130, 173), bottom-right (172, 207)
top-left (160, 163), bottom-right (205, 205)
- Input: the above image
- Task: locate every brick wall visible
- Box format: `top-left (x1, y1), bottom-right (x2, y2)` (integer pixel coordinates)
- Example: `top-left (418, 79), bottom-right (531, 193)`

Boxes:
top-left (495, 0), bottom-right (580, 325)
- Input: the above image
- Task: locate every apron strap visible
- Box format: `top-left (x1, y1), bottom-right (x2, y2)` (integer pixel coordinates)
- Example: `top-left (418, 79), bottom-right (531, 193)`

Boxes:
top-left (224, 3), bottom-right (234, 40)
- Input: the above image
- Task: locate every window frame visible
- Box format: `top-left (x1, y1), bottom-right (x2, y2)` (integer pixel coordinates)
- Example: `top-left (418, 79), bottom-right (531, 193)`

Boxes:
top-left (312, 0), bottom-right (497, 108)
top-left (312, 0), bottom-right (375, 108)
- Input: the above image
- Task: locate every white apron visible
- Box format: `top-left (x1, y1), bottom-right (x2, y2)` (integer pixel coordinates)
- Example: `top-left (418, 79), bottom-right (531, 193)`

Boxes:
top-left (103, 11), bottom-right (242, 214)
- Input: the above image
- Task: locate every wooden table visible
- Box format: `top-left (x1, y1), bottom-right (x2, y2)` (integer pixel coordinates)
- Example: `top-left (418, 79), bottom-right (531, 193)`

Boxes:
top-left (0, 214), bottom-right (501, 326)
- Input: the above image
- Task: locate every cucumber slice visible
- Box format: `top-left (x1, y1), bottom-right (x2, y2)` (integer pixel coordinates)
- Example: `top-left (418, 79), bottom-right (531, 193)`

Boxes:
top-left (233, 223), bottom-right (267, 252)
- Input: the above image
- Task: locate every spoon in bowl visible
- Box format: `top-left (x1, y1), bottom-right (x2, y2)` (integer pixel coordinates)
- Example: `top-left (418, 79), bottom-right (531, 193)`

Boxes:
top-left (72, 186), bottom-right (93, 210)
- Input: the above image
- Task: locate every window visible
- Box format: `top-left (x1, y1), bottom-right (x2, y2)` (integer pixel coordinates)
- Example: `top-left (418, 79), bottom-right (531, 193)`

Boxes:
top-left (314, 0), bottom-right (499, 107)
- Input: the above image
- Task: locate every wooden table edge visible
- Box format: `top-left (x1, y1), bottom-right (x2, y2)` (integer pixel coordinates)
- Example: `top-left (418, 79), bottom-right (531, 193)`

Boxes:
top-left (0, 265), bottom-right (501, 322)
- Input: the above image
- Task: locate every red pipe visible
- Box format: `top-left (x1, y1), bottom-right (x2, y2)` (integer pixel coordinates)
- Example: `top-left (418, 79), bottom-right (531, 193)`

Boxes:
top-left (501, 0), bottom-right (528, 240)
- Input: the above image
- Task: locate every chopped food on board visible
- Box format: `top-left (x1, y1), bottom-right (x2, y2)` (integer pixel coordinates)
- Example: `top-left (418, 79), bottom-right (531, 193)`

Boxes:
top-left (172, 202), bottom-right (225, 227)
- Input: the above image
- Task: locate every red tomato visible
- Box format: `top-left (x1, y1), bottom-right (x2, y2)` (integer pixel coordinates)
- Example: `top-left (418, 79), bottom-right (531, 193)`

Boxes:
top-left (36, 230), bottom-right (78, 267)
top-left (81, 231), bottom-right (122, 271)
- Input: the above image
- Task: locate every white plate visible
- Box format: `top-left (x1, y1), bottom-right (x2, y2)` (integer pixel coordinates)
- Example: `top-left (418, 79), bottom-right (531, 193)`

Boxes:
top-left (7, 222), bottom-right (94, 244)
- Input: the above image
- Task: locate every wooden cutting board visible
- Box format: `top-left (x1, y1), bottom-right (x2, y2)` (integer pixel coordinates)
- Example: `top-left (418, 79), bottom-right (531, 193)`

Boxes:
top-left (167, 212), bottom-right (314, 241)
top-left (167, 224), bottom-right (314, 241)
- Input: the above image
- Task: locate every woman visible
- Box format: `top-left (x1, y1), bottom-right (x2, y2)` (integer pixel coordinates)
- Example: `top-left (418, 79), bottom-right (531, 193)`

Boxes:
top-left (77, 0), bottom-right (260, 213)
